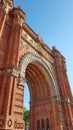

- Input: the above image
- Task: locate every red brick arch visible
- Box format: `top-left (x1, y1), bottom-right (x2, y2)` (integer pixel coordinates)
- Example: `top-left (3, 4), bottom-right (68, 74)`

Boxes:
top-left (18, 53), bottom-right (61, 130)
top-left (18, 53), bottom-right (59, 97)
top-left (0, 0), bottom-right (73, 130)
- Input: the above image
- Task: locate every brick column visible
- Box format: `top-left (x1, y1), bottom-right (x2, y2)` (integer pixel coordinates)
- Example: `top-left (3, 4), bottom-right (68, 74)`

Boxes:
top-left (50, 98), bottom-right (62, 130)
top-left (0, 7), bottom-right (25, 130)
top-left (4, 7), bottom-right (25, 67)
top-left (12, 77), bottom-right (25, 130)
top-left (52, 47), bottom-right (73, 129)
top-left (61, 58), bottom-right (73, 127)
top-left (29, 102), bottom-right (34, 130)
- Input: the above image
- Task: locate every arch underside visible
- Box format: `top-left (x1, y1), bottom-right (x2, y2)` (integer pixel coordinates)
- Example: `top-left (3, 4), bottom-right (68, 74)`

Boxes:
top-left (25, 62), bottom-right (53, 103)
top-left (25, 62), bottom-right (54, 130)
top-left (19, 53), bottom-right (60, 97)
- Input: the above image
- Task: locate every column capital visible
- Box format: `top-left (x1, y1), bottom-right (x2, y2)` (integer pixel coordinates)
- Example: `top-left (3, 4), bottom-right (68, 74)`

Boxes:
top-left (0, 67), bottom-right (18, 77)
top-left (13, 7), bottom-right (26, 27)
top-left (52, 46), bottom-right (66, 71)
top-left (0, 0), bottom-right (13, 13)
top-left (18, 76), bottom-right (26, 86)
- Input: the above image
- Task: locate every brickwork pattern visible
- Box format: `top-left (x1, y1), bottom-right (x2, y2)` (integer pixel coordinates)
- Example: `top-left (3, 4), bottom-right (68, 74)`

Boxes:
top-left (0, 0), bottom-right (73, 130)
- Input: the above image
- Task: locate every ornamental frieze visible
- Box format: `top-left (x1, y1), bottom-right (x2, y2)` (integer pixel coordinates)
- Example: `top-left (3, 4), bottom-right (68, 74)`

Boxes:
top-left (21, 30), bottom-right (54, 63)
top-left (0, 67), bottom-right (18, 77)
top-left (18, 53), bottom-right (60, 97)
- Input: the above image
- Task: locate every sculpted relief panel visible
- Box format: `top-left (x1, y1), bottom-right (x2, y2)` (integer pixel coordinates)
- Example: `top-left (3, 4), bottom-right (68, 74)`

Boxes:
top-left (21, 30), bottom-right (54, 64)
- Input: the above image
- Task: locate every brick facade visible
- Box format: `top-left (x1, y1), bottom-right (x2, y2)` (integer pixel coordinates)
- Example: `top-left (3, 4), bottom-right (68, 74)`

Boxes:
top-left (0, 0), bottom-right (73, 130)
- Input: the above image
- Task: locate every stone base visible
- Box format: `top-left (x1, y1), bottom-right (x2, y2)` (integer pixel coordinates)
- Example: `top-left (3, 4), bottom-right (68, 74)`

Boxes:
top-left (0, 115), bottom-right (25, 130)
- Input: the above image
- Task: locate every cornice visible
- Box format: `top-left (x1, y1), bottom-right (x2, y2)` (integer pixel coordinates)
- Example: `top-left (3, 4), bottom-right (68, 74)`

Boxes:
top-left (13, 7), bottom-right (26, 20)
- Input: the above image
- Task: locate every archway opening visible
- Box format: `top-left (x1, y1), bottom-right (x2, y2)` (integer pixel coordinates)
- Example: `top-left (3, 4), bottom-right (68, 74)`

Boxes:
top-left (24, 82), bottom-right (30, 130)
top-left (24, 82), bottom-right (30, 110)
top-left (24, 61), bottom-right (53, 130)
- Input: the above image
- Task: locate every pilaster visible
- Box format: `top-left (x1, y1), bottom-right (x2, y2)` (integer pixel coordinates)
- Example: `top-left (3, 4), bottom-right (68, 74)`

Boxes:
top-left (0, 6), bottom-right (25, 130)
top-left (52, 46), bottom-right (73, 129)
top-left (4, 7), bottom-right (25, 67)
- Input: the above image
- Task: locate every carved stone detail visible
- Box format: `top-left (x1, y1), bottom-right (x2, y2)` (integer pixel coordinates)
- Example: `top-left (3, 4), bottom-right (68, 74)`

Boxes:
top-left (2, 2), bottom-right (9, 13)
top-left (37, 34), bottom-right (44, 43)
top-left (18, 53), bottom-right (60, 97)
top-left (12, 68), bottom-right (19, 77)
top-left (17, 15), bottom-right (24, 27)
top-left (0, 119), bottom-right (4, 127)
top-left (14, 120), bottom-right (24, 129)
top-left (21, 39), bottom-right (29, 49)
top-left (34, 109), bottom-right (50, 117)
top-left (13, 7), bottom-right (25, 27)
top-left (21, 30), bottom-right (54, 63)
top-left (0, 67), bottom-right (18, 77)
top-left (2, 0), bottom-right (13, 13)
top-left (18, 76), bottom-right (26, 86)
top-left (7, 119), bottom-right (12, 127)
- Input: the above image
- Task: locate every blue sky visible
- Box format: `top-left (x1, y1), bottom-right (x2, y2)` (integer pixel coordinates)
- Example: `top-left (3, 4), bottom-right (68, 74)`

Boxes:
top-left (14, 0), bottom-right (73, 108)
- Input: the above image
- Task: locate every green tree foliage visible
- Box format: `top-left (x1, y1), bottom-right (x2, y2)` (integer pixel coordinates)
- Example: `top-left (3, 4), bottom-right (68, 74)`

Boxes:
top-left (23, 107), bottom-right (30, 123)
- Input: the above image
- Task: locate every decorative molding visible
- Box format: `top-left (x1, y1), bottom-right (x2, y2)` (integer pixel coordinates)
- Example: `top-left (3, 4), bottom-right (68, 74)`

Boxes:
top-left (18, 77), bottom-right (26, 86)
top-left (34, 109), bottom-right (50, 117)
top-left (20, 38), bottom-right (29, 49)
top-left (2, 0), bottom-right (13, 13)
top-left (61, 97), bottom-right (71, 104)
top-left (2, 2), bottom-right (9, 13)
top-left (17, 15), bottom-right (24, 27)
top-left (54, 96), bottom-right (73, 105)
top-left (14, 120), bottom-right (24, 129)
top-left (0, 67), bottom-right (18, 77)
top-left (61, 125), bottom-right (73, 129)
top-left (13, 7), bottom-right (25, 27)
top-left (18, 53), bottom-right (60, 97)
top-left (37, 34), bottom-right (44, 43)
top-left (21, 30), bottom-right (54, 63)
top-left (12, 68), bottom-right (19, 77)
top-left (7, 119), bottom-right (12, 127)
top-left (0, 119), bottom-right (4, 127)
